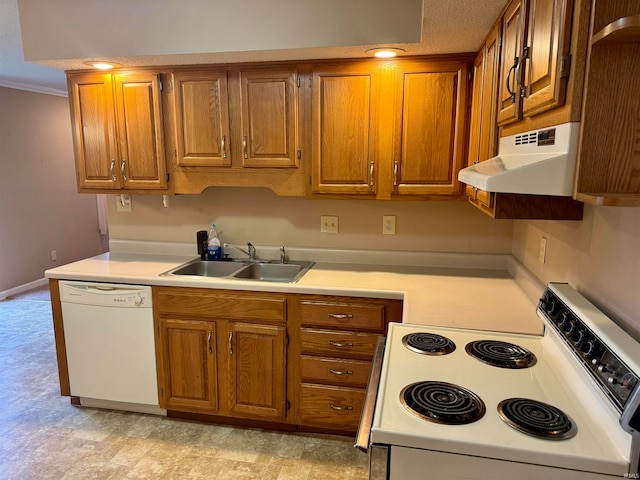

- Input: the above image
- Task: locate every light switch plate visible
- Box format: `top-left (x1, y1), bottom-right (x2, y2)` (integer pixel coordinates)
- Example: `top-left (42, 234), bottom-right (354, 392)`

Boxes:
top-left (320, 215), bottom-right (338, 233)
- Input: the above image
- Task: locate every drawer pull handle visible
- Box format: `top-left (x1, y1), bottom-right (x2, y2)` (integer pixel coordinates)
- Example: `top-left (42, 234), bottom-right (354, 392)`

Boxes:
top-left (329, 341), bottom-right (354, 348)
top-left (328, 313), bottom-right (354, 320)
top-left (329, 403), bottom-right (353, 411)
top-left (207, 331), bottom-right (213, 354)
top-left (228, 332), bottom-right (233, 355)
top-left (329, 369), bottom-right (353, 376)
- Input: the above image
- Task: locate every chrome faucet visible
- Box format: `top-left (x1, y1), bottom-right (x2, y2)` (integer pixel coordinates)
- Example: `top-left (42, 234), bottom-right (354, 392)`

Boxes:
top-left (280, 246), bottom-right (286, 264)
top-left (224, 242), bottom-right (257, 261)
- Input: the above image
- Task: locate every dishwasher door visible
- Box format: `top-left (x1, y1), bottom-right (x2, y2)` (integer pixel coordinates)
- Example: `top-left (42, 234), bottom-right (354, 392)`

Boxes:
top-left (60, 281), bottom-right (159, 406)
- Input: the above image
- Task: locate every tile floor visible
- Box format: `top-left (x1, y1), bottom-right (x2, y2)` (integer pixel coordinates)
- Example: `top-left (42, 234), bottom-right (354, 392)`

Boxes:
top-left (0, 286), bottom-right (369, 479)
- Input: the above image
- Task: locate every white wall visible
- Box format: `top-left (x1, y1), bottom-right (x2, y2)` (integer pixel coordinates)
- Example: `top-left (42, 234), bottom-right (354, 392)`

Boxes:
top-left (0, 87), bottom-right (106, 293)
top-left (512, 206), bottom-right (640, 339)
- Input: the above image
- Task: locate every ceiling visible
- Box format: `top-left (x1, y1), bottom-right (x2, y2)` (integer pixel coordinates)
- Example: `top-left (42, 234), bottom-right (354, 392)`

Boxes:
top-left (0, 0), bottom-right (506, 97)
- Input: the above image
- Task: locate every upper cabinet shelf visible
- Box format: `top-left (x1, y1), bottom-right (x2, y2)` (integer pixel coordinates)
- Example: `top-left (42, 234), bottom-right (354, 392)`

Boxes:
top-left (591, 15), bottom-right (640, 45)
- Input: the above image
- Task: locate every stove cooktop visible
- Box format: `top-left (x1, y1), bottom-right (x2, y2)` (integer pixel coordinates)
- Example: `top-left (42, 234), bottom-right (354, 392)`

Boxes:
top-left (371, 322), bottom-right (632, 477)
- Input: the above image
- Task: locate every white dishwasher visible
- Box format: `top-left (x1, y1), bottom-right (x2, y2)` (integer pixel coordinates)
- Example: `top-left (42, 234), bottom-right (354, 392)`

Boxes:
top-left (59, 281), bottom-right (161, 412)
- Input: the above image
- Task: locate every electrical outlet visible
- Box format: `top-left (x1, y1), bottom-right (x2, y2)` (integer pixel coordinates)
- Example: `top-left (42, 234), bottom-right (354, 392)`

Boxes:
top-left (51, 250), bottom-right (57, 261)
top-left (539, 237), bottom-right (547, 263)
top-left (116, 194), bottom-right (132, 212)
top-left (383, 215), bottom-right (396, 235)
top-left (320, 215), bottom-right (339, 233)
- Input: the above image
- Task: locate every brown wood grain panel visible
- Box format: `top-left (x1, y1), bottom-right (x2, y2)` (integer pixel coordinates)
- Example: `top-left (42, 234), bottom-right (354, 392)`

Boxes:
top-left (173, 71), bottom-right (230, 167)
top-left (155, 287), bottom-right (286, 322)
top-left (227, 322), bottom-right (287, 419)
top-left (240, 69), bottom-right (298, 168)
top-left (158, 318), bottom-right (218, 412)
top-left (300, 300), bottom-right (384, 331)
top-left (49, 279), bottom-right (70, 396)
top-left (300, 329), bottom-right (381, 359)
top-left (113, 72), bottom-right (167, 189)
top-left (300, 384), bottom-right (365, 431)
top-left (300, 356), bottom-right (372, 388)
top-left (498, 0), bottom-right (526, 126)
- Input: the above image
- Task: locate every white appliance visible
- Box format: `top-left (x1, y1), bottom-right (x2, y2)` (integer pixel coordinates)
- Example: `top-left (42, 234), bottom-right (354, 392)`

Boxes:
top-left (60, 281), bottom-right (162, 413)
top-left (358, 283), bottom-right (640, 479)
top-left (457, 122), bottom-right (580, 195)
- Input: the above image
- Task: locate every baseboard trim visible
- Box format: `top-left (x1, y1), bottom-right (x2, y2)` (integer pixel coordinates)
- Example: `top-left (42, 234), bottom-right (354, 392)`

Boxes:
top-left (0, 277), bottom-right (48, 301)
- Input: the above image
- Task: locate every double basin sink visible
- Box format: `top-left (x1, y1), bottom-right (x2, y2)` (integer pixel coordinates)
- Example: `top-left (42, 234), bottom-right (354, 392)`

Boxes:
top-left (162, 258), bottom-right (315, 283)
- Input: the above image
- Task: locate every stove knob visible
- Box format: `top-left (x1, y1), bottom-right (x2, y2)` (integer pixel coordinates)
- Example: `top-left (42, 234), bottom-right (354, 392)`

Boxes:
top-left (134, 295), bottom-right (143, 306)
top-left (550, 301), bottom-right (562, 319)
top-left (557, 312), bottom-right (568, 329)
top-left (598, 364), bottom-right (610, 374)
top-left (563, 321), bottom-right (576, 335)
top-left (607, 376), bottom-right (619, 385)
top-left (581, 340), bottom-right (595, 356)
top-left (571, 329), bottom-right (585, 345)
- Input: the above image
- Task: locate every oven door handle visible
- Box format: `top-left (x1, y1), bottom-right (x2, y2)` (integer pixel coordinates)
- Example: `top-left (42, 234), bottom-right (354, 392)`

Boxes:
top-left (355, 335), bottom-right (386, 453)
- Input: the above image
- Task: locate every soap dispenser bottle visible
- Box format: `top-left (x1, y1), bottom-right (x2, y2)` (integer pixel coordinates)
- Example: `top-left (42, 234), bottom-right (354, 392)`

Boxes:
top-left (207, 224), bottom-right (222, 260)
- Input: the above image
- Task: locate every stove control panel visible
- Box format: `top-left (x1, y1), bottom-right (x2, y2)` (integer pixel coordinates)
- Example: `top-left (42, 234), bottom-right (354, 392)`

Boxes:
top-left (539, 286), bottom-right (639, 412)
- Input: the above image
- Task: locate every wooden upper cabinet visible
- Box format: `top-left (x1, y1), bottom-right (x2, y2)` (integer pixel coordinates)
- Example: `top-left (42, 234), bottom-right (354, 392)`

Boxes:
top-left (239, 69), bottom-right (299, 168)
top-left (226, 322), bottom-right (287, 419)
top-left (113, 73), bottom-right (167, 189)
top-left (68, 71), bottom-right (167, 191)
top-left (172, 71), bottom-right (230, 167)
top-left (498, 0), bottom-right (526, 126)
top-left (157, 318), bottom-right (218, 413)
top-left (392, 61), bottom-right (467, 196)
top-left (498, 0), bottom-right (574, 125)
top-left (68, 73), bottom-right (119, 190)
top-left (312, 64), bottom-right (376, 195)
top-left (522, 0), bottom-right (573, 116)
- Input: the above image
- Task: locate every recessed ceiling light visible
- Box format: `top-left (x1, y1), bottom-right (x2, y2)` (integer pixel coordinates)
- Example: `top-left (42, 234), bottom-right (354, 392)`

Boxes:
top-left (366, 48), bottom-right (406, 58)
top-left (84, 61), bottom-right (121, 70)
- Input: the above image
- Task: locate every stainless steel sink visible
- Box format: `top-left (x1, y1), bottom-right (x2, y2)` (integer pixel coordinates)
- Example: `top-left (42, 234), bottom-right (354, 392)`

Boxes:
top-left (232, 261), bottom-right (314, 283)
top-left (161, 259), bottom-right (314, 283)
top-left (162, 260), bottom-right (245, 277)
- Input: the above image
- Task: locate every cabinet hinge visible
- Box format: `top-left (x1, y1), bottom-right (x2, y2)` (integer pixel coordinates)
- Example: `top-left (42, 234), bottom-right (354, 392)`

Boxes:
top-left (297, 77), bottom-right (301, 88)
top-left (522, 46), bottom-right (530, 61)
top-left (297, 150), bottom-right (301, 160)
top-left (309, 175), bottom-right (312, 185)
top-left (174, 148), bottom-right (177, 160)
top-left (560, 54), bottom-right (571, 78)
top-left (286, 399), bottom-right (290, 411)
top-left (468, 71), bottom-right (473, 82)
top-left (159, 80), bottom-right (163, 92)
top-left (286, 334), bottom-right (290, 345)
top-left (166, 172), bottom-right (170, 182)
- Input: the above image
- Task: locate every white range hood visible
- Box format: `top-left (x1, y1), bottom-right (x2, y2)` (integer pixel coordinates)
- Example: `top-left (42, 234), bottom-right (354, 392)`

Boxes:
top-left (458, 122), bottom-right (580, 196)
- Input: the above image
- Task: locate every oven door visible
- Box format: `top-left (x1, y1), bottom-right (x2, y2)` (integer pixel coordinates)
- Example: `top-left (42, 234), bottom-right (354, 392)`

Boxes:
top-left (355, 336), bottom-right (389, 479)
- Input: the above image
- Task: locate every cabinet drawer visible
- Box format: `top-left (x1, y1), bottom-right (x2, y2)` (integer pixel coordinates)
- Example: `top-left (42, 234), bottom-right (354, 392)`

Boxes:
top-left (301, 356), bottom-right (371, 388)
top-left (300, 329), bottom-right (381, 359)
top-left (155, 287), bottom-right (286, 322)
top-left (300, 301), bottom-right (384, 331)
top-left (300, 384), bottom-right (365, 431)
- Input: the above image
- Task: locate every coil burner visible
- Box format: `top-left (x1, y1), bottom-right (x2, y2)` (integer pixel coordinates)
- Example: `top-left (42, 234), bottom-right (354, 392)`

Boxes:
top-left (400, 381), bottom-right (486, 425)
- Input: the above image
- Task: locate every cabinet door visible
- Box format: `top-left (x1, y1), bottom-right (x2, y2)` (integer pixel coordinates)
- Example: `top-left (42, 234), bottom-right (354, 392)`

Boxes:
top-left (239, 69), bottom-right (298, 168)
top-left (157, 318), bottom-right (218, 413)
top-left (312, 65), bottom-right (376, 194)
top-left (392, 62), bottom-right (467, 196)
top-left (113, 72), bottom-right (167, 189)
top-left (172, 71), bottom-right (231, 167)
top-left (226, 322), bottom-right (287, 419)
top-left (498, 0), bottom-right (527, 125)
top-left (68, 73), bottom-right (120, 190)
top-left (522, 0), bottom-right (573, 117)
top-left (480, 24), bottom-right (501, 161)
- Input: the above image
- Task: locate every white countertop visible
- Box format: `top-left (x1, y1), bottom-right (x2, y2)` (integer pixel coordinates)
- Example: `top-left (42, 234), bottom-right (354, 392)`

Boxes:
top-left (46, 250), bottom-right (544, 336)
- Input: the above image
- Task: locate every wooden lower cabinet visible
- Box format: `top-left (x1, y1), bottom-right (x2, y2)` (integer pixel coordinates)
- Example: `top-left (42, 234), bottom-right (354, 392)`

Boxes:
top-left (153, 287), bottom-right (403, 435)
top-left (153, 287), bottom-right (288, 422)
top-left (157, 318), bottom-right (218, 413)
top-left (294, 295), bottom-right (402, 434)
top-left (226, 322), bottom-right (287, 420)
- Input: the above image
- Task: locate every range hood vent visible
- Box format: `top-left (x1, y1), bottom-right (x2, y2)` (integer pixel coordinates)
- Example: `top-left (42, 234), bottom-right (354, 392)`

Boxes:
top-left (458, 122), bottom-right (580, 196)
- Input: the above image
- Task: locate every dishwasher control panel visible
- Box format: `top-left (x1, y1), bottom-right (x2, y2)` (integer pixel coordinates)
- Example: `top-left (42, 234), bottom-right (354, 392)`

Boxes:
top-left (59, 281), bottom-right (152, 308)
